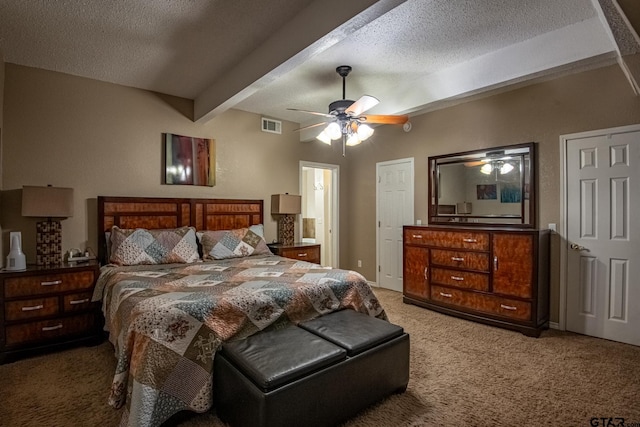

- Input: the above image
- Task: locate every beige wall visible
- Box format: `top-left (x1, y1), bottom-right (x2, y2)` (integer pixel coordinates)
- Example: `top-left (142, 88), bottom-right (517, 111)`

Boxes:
top-left (343, 64), bottom-right (640, 322)
top-left (2, 63), bottom-right (639, 324)
top-left (0, 64), bottom-right (348, 262)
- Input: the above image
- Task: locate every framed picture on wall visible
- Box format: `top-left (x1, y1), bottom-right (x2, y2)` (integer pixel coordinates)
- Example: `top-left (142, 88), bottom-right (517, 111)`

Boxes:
top-left (500, 183), bottom-right (521, 203)
top-left (476, 184), bottom-right (497, 200)
top-left (163, 133), bottom-right (215, 186)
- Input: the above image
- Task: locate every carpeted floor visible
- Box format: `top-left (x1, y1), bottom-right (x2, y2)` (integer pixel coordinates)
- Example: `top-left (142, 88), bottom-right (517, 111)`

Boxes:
top-left (1, 288), bottom-right (639, 427)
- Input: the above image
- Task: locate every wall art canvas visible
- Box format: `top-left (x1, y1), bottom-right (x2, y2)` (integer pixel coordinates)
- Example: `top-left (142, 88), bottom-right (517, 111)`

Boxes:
top-left (500, 183), bottom-right (522, 203)
top-left (163, 133), bottom-right (215, 186)
top-left (476, 184), bottom-right (497, 200)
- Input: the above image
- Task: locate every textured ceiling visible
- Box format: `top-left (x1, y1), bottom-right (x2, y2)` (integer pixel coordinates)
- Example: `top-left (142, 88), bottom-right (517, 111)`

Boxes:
top-left (0, 0), bottom-right (632, 137)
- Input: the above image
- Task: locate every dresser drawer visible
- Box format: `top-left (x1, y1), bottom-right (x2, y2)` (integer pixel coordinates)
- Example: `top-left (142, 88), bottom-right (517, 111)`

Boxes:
top-left (4, 271), bottom-right (96, 298)
top-left (63, 292), bottom-right (95, 312)
top-left (404, 229), bottom-right (489, 251)
top-left (431, 268), bottom-right (489, 291)
top-left (5, 297), bottom-right (59, 321)
top-left (280, 246), bottom-right (320, 264)
top-left (5, 313), bottom-right (96, 346)
top-left (431, 285), bottom-right (531, 321)
top-left (431, 249), bottom-right (489, 271)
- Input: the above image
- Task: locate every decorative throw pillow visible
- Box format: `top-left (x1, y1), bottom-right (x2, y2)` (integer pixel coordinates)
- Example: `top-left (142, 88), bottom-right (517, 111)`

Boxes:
top-left (109, 226), bottom-right (200, 265)
top-left (200, 227), bottom-right (271, 260)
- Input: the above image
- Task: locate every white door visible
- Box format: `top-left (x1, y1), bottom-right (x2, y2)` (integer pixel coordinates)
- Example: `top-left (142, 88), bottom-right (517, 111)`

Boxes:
top-left (377, 158), bottom-right (414, 291)
top-left (564, 126), bottom-right (640, 346)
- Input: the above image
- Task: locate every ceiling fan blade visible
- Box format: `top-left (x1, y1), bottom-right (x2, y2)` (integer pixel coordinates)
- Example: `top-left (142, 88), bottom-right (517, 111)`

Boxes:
top-left (287, 108), bottom-right (334, 118)
top-left (294, 122), bottom-right (328, 132)
top-left (359, 114), bottom-right (409, 125)
top-left (345, 95), bottom-right (379, 116)
top-left (464, 160), bottom-right (485, 167)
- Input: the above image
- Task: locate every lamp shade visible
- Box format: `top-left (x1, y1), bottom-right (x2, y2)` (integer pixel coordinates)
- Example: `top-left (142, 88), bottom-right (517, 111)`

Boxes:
top-left (22, 185), bottom-right (74, 218)
top-left (271, 194), bottom-right (301, 214)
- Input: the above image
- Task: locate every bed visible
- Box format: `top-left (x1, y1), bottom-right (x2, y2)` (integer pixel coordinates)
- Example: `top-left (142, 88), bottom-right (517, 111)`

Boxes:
top-left (92, 196), bottom-right (387, 427)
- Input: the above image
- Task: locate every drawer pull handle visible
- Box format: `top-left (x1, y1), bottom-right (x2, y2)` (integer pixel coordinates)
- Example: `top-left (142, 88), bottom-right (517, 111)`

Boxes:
top-left (70, 298), bottom-right (90, 305)
top-left (42, 324), bottom-right (63, 332)
top-left (494, 256), bottom-right (499, 271)
top-left (412, 234), bottom-right (423, 239)
top-left (463, 238), bottom-right (477, 243)
top-left (451, 257), bottom-right (465, 262)
top-left (451, 276), bottom-right (464, 281)
top-left (500, 304), bottom-right (517, 311)
top-left (22, 304), bottom-right (44, 312)
top-left (439, 292), bottom-right (452, 298)
top-left (41, 280), bottom-right (62, 286)
top-left (424, 267), bottom-right (428, 280)
top-left (298, 253), bottom-right (307, 257)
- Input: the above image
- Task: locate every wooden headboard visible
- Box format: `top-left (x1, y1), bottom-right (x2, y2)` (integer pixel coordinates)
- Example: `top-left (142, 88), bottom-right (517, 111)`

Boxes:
top-left (97, 196), bottom-right (264, 263)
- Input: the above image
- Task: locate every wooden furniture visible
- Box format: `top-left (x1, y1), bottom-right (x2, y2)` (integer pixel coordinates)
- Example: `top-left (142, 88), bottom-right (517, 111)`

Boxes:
top-left (0, 261), bottom-right (101, 363)
top-left (98, 196), bottom-right (264, 263)
top-left (429, 142), bottom-right (536, 227)
top-left (268, 242), bottom-right (321, 264)
top-left (403, 226), bottom-right (549, 336)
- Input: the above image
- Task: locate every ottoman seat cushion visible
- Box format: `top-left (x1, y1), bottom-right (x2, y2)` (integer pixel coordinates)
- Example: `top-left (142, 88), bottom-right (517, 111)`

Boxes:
top-left (299, 309), bottom-right (404, 356)
top-left (220, 325), bottom-right (346, 391)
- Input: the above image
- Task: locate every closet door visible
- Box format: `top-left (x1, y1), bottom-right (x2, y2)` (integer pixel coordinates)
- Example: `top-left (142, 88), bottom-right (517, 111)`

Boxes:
top-left (492, 233), bottom-right (533, 299)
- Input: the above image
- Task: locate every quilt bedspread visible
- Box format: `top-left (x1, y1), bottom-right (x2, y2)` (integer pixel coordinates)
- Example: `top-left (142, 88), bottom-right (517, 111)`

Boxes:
top-left (92, 255), bottom-right (386, 427)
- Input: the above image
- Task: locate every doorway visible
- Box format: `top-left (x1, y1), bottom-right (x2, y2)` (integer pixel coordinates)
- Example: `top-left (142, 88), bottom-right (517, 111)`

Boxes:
top-left (376, 158), bottom-right (414, 292)
top-left (560, 124), bottom-right (640, 346)
top-left (299, 161), bottom-right (339, 267)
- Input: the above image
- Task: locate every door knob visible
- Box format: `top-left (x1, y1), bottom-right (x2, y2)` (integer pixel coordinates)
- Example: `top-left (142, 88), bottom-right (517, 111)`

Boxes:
top-left (570, 243), bottom-right (589, 252)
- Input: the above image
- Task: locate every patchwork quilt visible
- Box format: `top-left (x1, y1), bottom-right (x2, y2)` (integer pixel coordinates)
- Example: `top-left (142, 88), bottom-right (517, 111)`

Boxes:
top-left (92, 255), bottom-right (386, 427)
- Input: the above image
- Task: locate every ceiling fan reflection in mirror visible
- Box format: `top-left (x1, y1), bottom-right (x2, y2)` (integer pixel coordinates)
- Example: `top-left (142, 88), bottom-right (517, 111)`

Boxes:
top-left (288, 65), bottom-right (410, 155)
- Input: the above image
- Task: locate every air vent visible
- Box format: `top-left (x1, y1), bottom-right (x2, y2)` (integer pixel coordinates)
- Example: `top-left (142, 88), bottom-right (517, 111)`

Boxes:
top-left (261, 117), bottom-right (282, 134)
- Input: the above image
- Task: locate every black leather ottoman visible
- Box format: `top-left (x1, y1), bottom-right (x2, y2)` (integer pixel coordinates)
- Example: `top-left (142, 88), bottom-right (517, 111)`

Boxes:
top-left (213, 309), bottom-right (409, 427)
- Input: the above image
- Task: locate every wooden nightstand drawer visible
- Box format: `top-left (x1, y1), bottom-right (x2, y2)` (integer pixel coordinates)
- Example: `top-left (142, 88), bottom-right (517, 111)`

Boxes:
top-left (269, 243), bottom-right (321, 264)
top-left (63, 292), bottom-right (94, 312)
top-left (1, 261), bottom-right (101, 363)
top-left (280, 246), bottom-right (320, 263)
top-left (5, 313), bottom-right (96, 346)
top-left (5, 296), bottom-right (59, 321)
top-left (4, 271), bottom-right (95, 298)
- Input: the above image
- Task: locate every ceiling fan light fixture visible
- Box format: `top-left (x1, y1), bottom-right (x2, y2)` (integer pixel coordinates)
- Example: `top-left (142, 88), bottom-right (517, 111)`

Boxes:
top-left (500, 162), bottom-right (514, 174)
top-left (480, 163), bottom-right (493, 175)
top-left (326, 122), bottom-right (342, 140)
top-left (357, 123), bottom-right (374, 140)
top-left (346, 133), bottom-right (362, 146)
top-left (317, 130), bottom-right (332, 145)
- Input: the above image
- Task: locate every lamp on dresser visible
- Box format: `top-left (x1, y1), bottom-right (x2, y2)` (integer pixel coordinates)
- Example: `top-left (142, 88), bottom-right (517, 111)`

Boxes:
top-left (21, 185), bottom-right (74, 266)
top-left (271, 194), bottom-right (301, 246)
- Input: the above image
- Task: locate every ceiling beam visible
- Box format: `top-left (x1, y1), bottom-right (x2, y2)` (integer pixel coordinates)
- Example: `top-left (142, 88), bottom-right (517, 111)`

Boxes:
top-left (193, 0), bottom-right (407, 123)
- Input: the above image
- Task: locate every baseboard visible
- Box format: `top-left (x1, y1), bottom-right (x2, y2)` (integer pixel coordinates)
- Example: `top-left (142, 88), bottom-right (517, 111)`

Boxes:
top-left (549, 321), bottom-right (560, 330)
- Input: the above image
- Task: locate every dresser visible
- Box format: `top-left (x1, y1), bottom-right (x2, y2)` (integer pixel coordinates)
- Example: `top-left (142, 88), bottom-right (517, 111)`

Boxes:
top-left (403, 226), bottom-right (550, 336)
top-left (268, 242), bottom-right (321, 265)
top-left (0, 261), bottom-right (102, 362)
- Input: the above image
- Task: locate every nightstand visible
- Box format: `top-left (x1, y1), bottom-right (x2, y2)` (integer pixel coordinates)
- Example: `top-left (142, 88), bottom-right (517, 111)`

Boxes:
top-left (268, 242), bottom-right (321, 264)
top-left (0, 261), bottom-right (102, 363)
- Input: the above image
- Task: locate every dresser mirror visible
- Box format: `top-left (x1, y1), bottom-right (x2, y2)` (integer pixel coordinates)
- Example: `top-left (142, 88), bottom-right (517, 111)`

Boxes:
top-left (428, 142), bottom-right (536, 227)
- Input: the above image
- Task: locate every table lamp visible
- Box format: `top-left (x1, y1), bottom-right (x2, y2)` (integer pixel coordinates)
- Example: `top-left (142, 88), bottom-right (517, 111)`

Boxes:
top-left (22, 185), bottom-right (74, 266)
top-left (271, 194), bottom-right (301, 246)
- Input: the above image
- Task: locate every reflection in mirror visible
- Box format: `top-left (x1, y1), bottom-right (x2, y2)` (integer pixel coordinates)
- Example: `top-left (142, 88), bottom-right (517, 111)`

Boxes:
top-left (429, 142), bottom-right (535, 227)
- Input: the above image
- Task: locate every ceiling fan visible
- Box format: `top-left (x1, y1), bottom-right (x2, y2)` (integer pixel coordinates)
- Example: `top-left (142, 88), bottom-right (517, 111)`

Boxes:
top-left (288, 65), bottom-right (410, 155)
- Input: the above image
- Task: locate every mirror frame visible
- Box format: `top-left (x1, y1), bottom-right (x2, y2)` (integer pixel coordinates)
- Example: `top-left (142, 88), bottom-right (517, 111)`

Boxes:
top-left (428, 142), bottom-right (537, 228)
